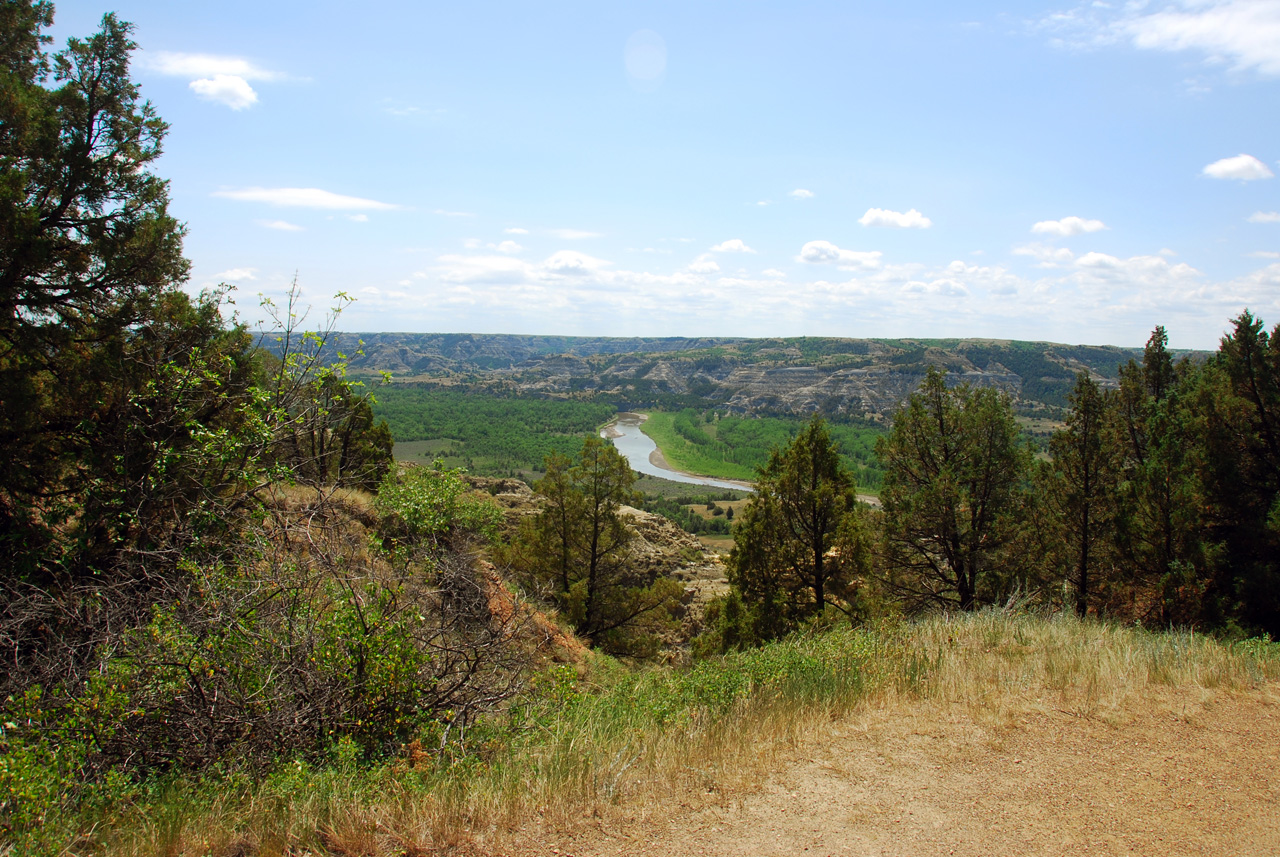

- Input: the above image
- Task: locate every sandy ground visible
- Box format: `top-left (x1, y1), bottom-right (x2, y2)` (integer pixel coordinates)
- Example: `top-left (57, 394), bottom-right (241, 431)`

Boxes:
top-left (505, 685), bottom-right (1280, 857)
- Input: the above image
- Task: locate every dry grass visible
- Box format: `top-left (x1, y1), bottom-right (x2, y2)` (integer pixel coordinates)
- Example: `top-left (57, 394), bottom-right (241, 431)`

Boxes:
top-left (85, 613), bottom-right (1279, 856)
top-left (894, 611), bottom-right (1278, 727)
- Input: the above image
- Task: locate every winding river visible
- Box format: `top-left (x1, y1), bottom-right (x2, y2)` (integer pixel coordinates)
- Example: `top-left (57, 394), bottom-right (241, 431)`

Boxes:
top-left (601, 413), bottom-right (754, 493)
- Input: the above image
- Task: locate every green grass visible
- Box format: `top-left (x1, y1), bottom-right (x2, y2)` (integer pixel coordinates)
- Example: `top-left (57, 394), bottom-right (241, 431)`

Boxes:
top-left (640, 410), bottom-right (885, 491)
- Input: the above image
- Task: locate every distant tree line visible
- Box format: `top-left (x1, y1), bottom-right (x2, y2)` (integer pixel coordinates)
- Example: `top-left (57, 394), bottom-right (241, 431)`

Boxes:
top-left (372, 386), bottom-right (615, 473)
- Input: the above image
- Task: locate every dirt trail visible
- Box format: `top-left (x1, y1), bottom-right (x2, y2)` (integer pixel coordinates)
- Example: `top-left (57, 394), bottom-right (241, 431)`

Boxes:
top-left (507, 686), bottom-right (1280, 857)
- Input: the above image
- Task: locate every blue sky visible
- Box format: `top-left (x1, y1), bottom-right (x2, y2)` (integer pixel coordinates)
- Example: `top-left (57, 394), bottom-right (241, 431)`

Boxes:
top-left (51, 1), bottom-right (1280, 348)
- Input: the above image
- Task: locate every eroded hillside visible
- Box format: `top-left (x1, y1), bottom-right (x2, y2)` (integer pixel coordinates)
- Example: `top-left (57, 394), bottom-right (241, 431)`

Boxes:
top-left (332, 333), bottom-right (1164, 418)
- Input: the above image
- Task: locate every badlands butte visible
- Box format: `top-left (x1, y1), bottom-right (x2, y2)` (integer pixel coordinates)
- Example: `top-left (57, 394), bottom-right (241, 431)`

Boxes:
top-left (336, 333), bottom-right (1190, 419)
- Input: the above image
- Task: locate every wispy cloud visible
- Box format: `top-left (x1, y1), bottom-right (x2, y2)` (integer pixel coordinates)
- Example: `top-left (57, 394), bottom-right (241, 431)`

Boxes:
top-left (1248, 211), bottom-right (1280, 223)
top-left (504, 227), bottom-right (529, 234)
top-left (859, 208), bottom-right (932, 229)
top-left (711, 238), bottom-right (756, 253)
top-left (216, 187), bottom-right (400, 210)
top-left (140, 51), bottom-right (283, 80)
top-left (257, 219), bottom-right (304, 232)
top-left (214, 267), bottom-right (257, 281)
top-left (1032, 216), bottom-right (1107, 237)
top-left (1203, 154), bottom-right (1274, 180)
top-left (789, 189), bottom-right (814, 199)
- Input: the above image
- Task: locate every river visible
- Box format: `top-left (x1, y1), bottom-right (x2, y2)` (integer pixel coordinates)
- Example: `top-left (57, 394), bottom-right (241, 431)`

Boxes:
top-left (600, 413), bottom-right (754, 493)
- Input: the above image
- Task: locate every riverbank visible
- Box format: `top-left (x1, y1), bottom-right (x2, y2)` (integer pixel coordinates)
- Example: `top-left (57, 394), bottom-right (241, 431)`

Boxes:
top-left (602, 413), bottom-right (755, 492)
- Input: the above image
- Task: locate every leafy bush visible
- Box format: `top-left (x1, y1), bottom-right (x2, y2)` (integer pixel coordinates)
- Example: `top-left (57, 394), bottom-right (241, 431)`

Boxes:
top-left (375, 462), bottom-right (504, 550)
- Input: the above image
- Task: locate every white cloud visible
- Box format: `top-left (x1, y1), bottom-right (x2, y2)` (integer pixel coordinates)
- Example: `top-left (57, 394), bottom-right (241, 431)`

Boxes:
top-left (140, 51), bottom-right (282, 80)
top-left (858, 208), bottom-right (933, 229)
top-left (189, 75), bottom-right (258, 110)
top-left (1249, 211), bottom-right (1280, 223)
top-left (1203, 153), bottom-right (1274, 180)
top-left (688, 254), bottom-right (720, 274)
top-left (257, 219), bottom-right (304, 232)
top-left (1124, 0), bottom-right (1280, 77)
top-left (1249, 250), bottom-right (1280, 258)
top-left (762, 268), bottom-right (787, 278)
top-left (1031, 216), bottom-right (1107, 237)
top-left (216, 187), bottom-right (399, 210)
top-left (1040, 2), bottom-right (1280, 78)
top-left (542, 250), bottom-right (610, 275)
top-left (495, 241), bottom-right (524, 254)
top-left (711, 238), bottom-right (756, 253)
top-left (214, 267), bottom-right (256, 281)
top-left (798, 240), bottom-right (883, 270)
top-left (139, 52), bottom-right (286, 111)
top-left (902, 278), bottom-right (969, 298)
top-left (347, 214), bottom-right (369, 223)
top-left (789, 189), bottom-right (814, 199)
top-left (549, 228), bottom-right (602, 240)
top-left (1073, 252), bottom-right (1201, 288)
top-left (505, 227), bottom-right (529, 234)
top-left (347, 242), bottom-right (1280, 348)
top-left (1013, 243), bottom-right (1077, 267)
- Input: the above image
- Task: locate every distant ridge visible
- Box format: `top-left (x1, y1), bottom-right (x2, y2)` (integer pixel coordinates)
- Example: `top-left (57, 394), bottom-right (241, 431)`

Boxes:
top-left (293, 332), bottom-right (1197, 420)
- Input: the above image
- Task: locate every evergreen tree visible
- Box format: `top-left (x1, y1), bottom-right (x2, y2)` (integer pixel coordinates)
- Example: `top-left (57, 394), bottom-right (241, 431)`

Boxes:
top-left (875, 367), bottom-right (1030, 610)
top-left (1107, 327), bottom-right (1208, 624)
top-left (728, 416), bottom-right (865, 639)
top-left (513, 437), bottom-right (681, 656)
top-left (1044, 372), bottom-right (1118, 616)
top-left (1199, 311), bottom-right (1280, 634)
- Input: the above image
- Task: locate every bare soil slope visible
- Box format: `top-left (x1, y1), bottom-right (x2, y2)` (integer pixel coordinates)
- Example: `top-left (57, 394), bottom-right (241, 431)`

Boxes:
top-left (510, 686), bottom-right (1279, 857)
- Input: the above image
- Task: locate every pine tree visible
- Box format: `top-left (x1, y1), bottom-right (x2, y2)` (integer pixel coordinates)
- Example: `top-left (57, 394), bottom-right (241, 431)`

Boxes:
top-left (876, 367), bottom-right (1030, 610)
top-left (728, 415), bottom-right (864, 638)
top-left (1044, 372), bottom-right (1117, 616)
